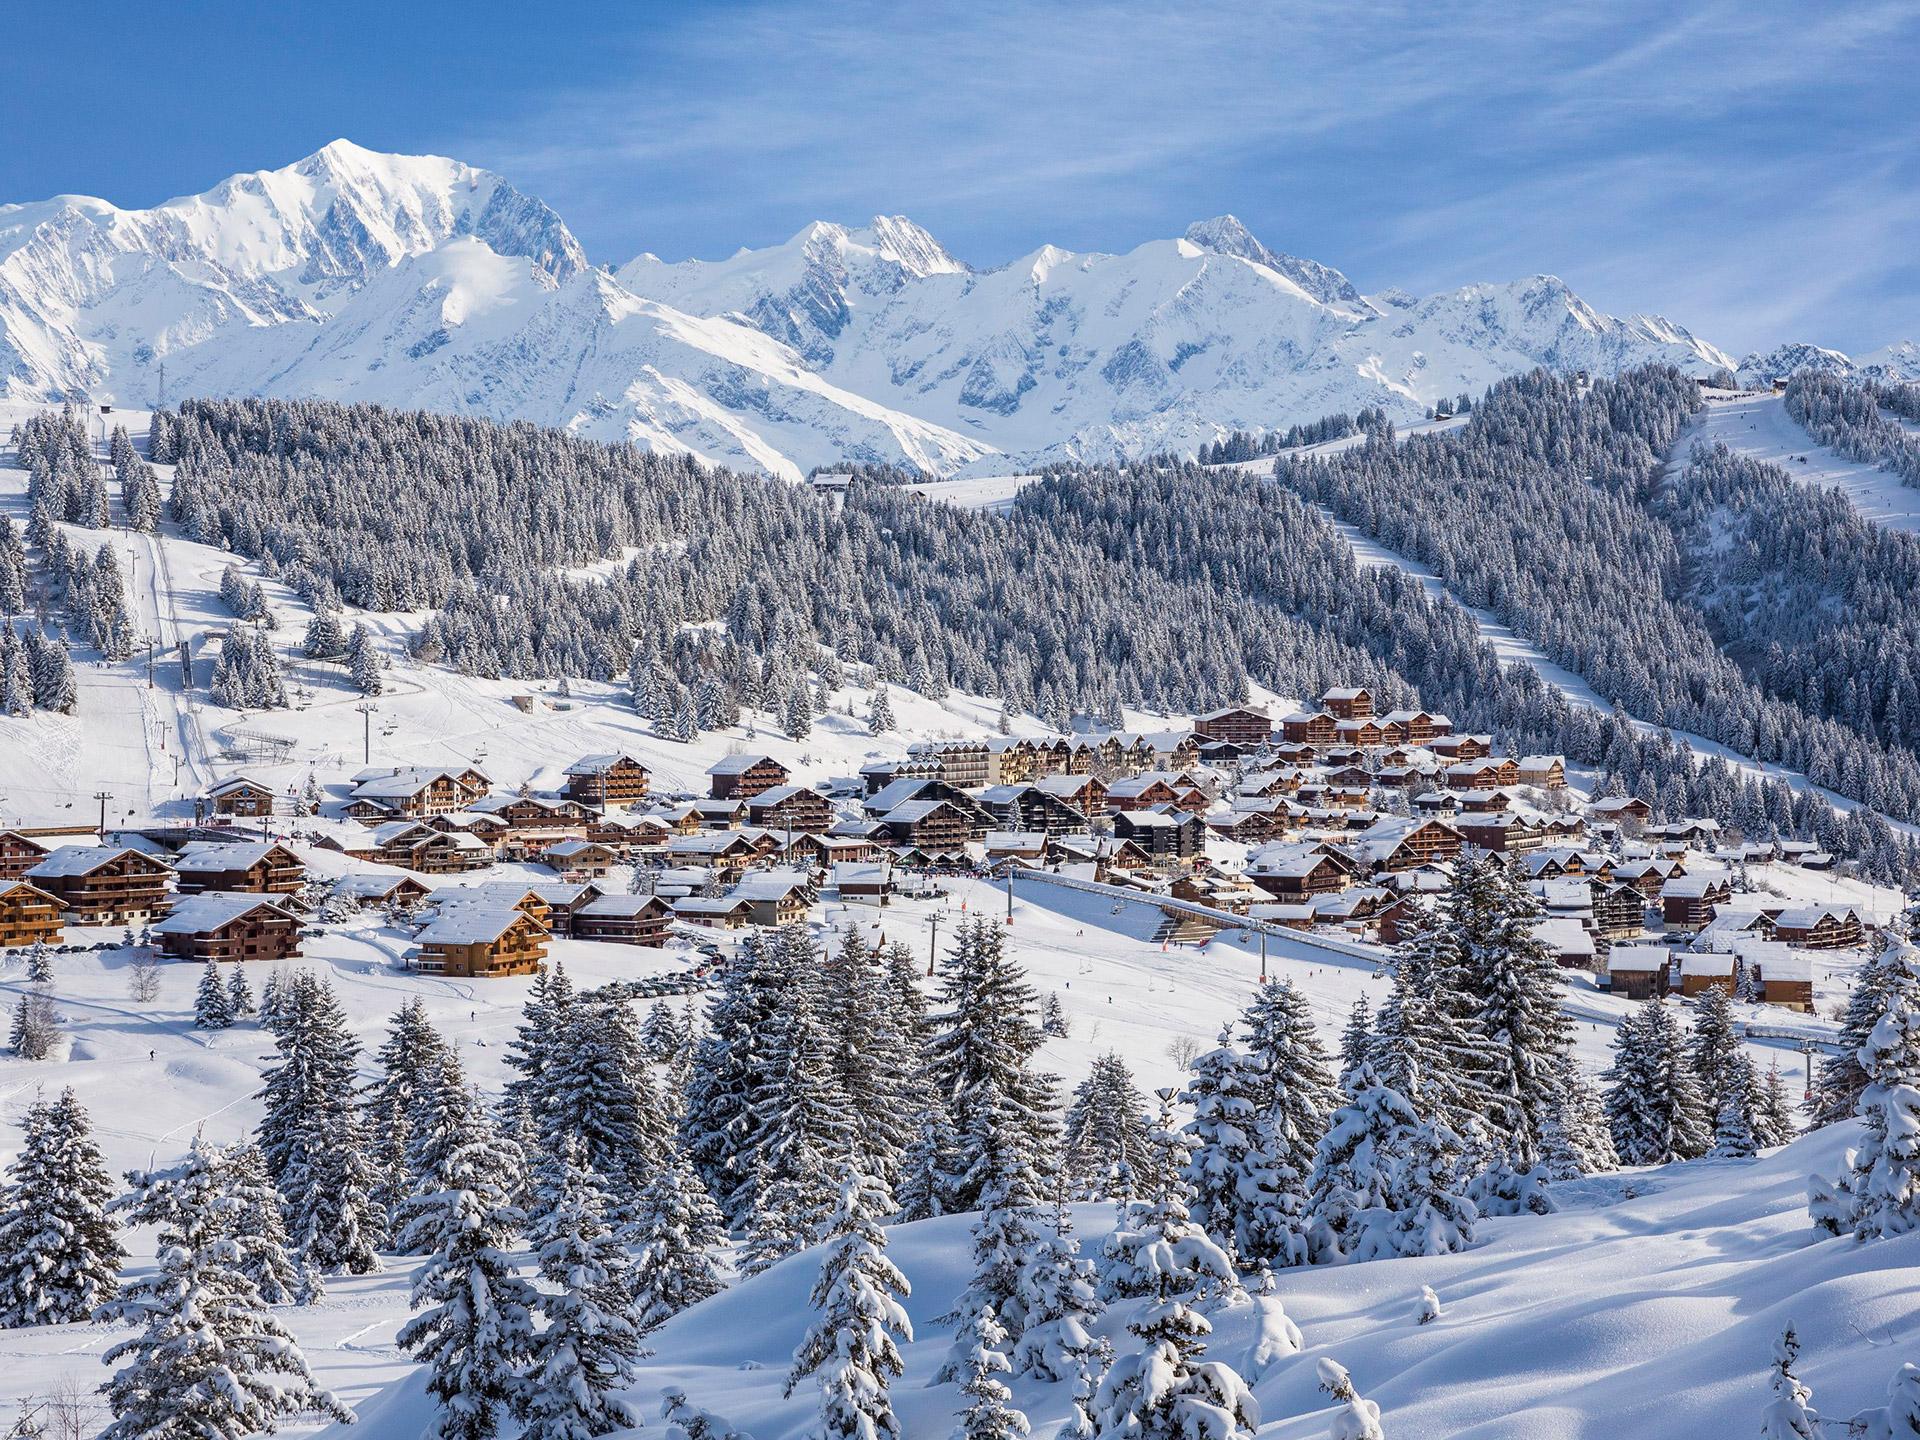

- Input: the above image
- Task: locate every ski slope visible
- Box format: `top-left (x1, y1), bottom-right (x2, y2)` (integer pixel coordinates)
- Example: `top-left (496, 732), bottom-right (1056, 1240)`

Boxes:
top-left (1685, 388), bottom-right (1920, 535)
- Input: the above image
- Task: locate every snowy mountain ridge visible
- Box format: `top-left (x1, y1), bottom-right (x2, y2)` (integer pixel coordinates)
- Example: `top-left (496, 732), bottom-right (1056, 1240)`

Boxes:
top-left (0, 138), bottom-right (1854, 478)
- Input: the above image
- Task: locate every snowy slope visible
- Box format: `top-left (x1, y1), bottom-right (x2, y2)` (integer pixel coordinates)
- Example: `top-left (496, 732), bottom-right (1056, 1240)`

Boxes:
top-left (0, 142), bottom-right (1743, 478)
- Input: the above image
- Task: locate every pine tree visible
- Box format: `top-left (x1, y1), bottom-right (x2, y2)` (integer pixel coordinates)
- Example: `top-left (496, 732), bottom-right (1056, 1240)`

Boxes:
top-left (937, 1077), bottom-right (1049, 1379)
top-left (225, 965), bottom-right (255, 1018)
top-left (821, 926), bottom-right (917, 1190)
top-left (1315, 1358), bottom-right (1385, 1440)
top-left (8, 992), bottom-right (58, 1059)
top-left (1755, 1061), bottom-right (1798, 1148)
top-left (950, 1306), bottom-right (1029, 1440)
top-left (1603, 999), bottom-right (1709, 1165)
top-left (1179, 1028), bottom-right (1286, 1269)
top-left (363, 998), bottom-right (452, 1224)
top-left (1758, 1325), bottom-right (1820, 1439)
top-left (1061, 1052), bottom-right (1152, 1201)
top-left (219, 1141), bottom-right (314, 1305)
top-left (1811, 990), bottom-right (1920, 1241)
top-left (785, 1173), bottom-right (912, 1440)
top-left (347, 623), bottom-right (383, 696)
top-left (540, 996), bottom-right (671, 1214)
top-left (631, 1153), bottom-right (728, 1334)
top-left (897, 1092), bottom-right (961, 1223)
top-left (682, 934), bottom-right (786, 1227)
top-left (1091, 1123), bottom-right (1258, 1440)
top-left (517, 1137), bottom-right (644, 1440)
top-left (193, 959), bottom-right (235, 1029)
top-left (867, 685), bottom-right (896, 735)
top-left (396, 1089), bottom-right (537, 1440)
top-left (1815, 944), bottom-right (1920, 1125)
top-left (1711, 1054), bottom-right (1761, 1159)
top-left (925, 918), bottom-right (1057, 1212)
top-left (98, 1135), bottom-right (349, 1440)
top-left (783, 681), bottom-right (812, 741)
top-left (1010, 1198), bottom-right (1103, 1382)
top-left (1101, 1094), bottom-right (1237, 1303)
top-left (1690, 984), bottom-right (1746, 1135)
top-left (0, 1089), bottom-right (124, 1327)
top-left (24, 939), bottom-right (51, 986)
top-left (255, 971), bottom-right (383, 1273)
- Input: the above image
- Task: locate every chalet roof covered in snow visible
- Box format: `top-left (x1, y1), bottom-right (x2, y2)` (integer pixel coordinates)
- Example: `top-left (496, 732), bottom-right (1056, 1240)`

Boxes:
top-left (414, 906), bottom-right (540, 944)
top-left (27, 845), bottom-right (172, 878)
top-left (152, 891), bottom-right (296, 934)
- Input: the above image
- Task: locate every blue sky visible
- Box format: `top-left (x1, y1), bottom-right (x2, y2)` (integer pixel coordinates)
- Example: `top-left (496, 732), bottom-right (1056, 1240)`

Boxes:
top-left (7, 1), bottom-right (1917, 355)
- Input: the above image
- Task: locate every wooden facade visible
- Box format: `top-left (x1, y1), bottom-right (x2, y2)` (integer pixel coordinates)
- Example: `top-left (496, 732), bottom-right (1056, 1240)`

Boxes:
top-left (708, 754), bottom-right (791, 800)
top-left (26, 847), bottom-right (174, 925)
top-left (0, 881), bottom-right (63, 947)
top-left (412, 908), bottom-right (550, 978)
top-left (156, 896), bottom-right (302, 963)
top-left (0, 831), bottom-right (50, 882)
top-left (562, 753), bottom-right (652, 809)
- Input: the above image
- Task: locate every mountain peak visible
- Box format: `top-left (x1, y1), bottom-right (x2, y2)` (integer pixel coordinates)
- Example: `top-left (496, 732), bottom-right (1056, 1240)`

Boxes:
top-left (1181, 214), bottom-right (1363, 307)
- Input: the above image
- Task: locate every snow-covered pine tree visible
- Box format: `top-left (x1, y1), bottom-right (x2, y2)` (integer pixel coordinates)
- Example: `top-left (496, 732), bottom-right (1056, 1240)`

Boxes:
top-left (1101, 1093), bottom-right (1238, 1304)
top-left (193, 959), bottom-right (235, 1029)
top-left (24, 939), bottom-right (52, 986)
top-left (8, 992), bottom-right (58, 1059)
top-left (785, 1173), bottom-right (912, 1440)
top-left (897, 1091), bottom-right (962, 1223)
top-left (0, 1088), bottom-right (124, 1327)
top-left (1062, 1052), bottom-right (1153, 1202)
top-left (660, 1387), bottom-right (758, 1440)
top-left (1338, 997), bottom-right (1373, 1086)
top-left (396, 1085), bottom-right (537, 1440)
top-left (1712, 1054), bottom-right (1761, 1159)
top-left (783, 681), bottom-right (812, 741)
top-left (363, 997), bottom-right (452, 1224)
top-left (255, 970), bottom-right (383, 1273)
top-left (742, 969), bottom-right (856, 1275)
top-left (1690, 984), bottom-right (1747, 1135)
top-left (1757, 1324), bottom-right (1820, 1439)
top-left (1091, 1133), bottom-right (1258, 1440)
top-left (926, 918), bottom-right (1058, 1211)
top-left (1603, 998), bottom-right (1709, 1165)
top-left (681, 933), bottom-right (789, 1228)
top-left (539, 995), bottom-right (671, 1215)
top-left (867, 685), bottom-right (895, 735)
top-left (1811, 990), bottom-right (1920, 1241)
top-left (98, 1135), bottom-right (349, 1439)
top-left (821, 926), bottom-right (917, 1190)
top-left (1755, 1061), bottom-right (1798, 1148)
top-left (1456, 857), bottom-right (1572, 1211)
top-left (517, 1136), bottom-right (644, 1440)
top-left (225, 964), bottom-right (255, 1018)
top-left (949, 1306), bottom-right (1030, 1440)
top-left (631, 1151), bottom-right (728, 1334)
top-left (1179, 1027), bottom-right (1286, 1270)
top-left (218, 1140), bottom-right (314, 1305)
top-left (346, 623), bottom-right (383, 696)
top-left (1372, 899), bottom-right (1496, 1142)
top-left (1539, 1054), bottom-right (1618, 1179)
top-left (1315, 1358), bottom-right (1385, 1440)
top-left (1814, 944), bottom-right (1920, 1126)
top-left (937, 1075), bottom-right (1050, 1380)
top-left (1010, 1197), bottom-right (1104, 1382)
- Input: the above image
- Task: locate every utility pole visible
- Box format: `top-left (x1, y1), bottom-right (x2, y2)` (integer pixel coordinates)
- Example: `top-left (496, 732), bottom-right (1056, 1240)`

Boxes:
top-left (927, 911), bottom-right (940, 978)
top-left (1260, 928), bottom-right (1268, 984)
top-left (356, 702), bottom-right (376, 766)
top-left (93, 790), bottom-right (113, 838)
top-left (1005, 866), bottom-right (1014, 925)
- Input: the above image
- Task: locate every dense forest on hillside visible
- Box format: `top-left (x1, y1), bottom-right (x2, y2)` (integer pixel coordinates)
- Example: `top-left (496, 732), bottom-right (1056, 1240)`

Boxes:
top-left (1276, 367), bottom-right (1920, 829)
top-left (157, 390), bottom-right (1917, 879)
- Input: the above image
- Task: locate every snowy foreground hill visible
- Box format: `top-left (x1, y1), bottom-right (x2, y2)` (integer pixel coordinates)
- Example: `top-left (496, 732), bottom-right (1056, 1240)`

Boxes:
top-left (0, 139), bottom-right (1754, 478)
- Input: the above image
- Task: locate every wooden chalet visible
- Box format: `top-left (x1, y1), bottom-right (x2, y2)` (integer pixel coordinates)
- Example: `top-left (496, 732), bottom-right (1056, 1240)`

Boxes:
top-left (1606, 945), bottom-right (1671, 1001)
top-left (1455, 813), bottom-right (1545, 855)
top-left (0, 880), bottom-right (64, 947)
top-left (1379, 709), bottom-right (1451, 746)
top-left (1354, 817), bottom-right (1463, 872)
top-left (1751, 947), bottom-right (1815, 1012)
top-left (153, 892), bottom-right (302, 964)
top-left (1320, 687), bottom-right (1375, 721)
top-left (708, 753), bottom-right (791, 801)
top-left (0, 830), bottom-right (51, 882)
top-left (1194, 705), bottom-right (1272, 749)
top-left (733, 871), bottom-right (818, 927)
top-left (1660, 873), bottom-right (1733, 931)
top-left (918, 740), bottom-right (991, 788)
top-left (330, 872), bottom-right (432, 909)
top-left (1112, 807), bottom-right (1207, 863)
top-left (367, 821), bottom-right (494, 874)
top-left (349, 765), bottom-right (490, 818)
top-left (562, 753), bottom-right (651, 809)
top-left (1032, 773), bottom-right (1108, 816)
top-left (1249, 850), bottom-right (1355, 899)
top-left (1589, 795), bottom-right (1654, 825)
top-left (1430, 733), bottom-right (1492, 762)
top-left (1678, 951), bottom-right (1737, 998)
top-left (1280, 711), bottom-right (1338, 747)
top-left (26, 846), bottom-right (173, 925)
top-left (206, 776), bottom-right (277, 818)
top-left (672, 895), bottom-right (754, 929)
top-left (1590, 882), bottom-right (1648, 941)
top-left (746, 784), bottom-right (834, 835)
top-left (573, 894), bottom-right (673, 946)
top-left (1105, 775), bottom-right (1183, 812)
top-left (411, 906), bottom-right (550, 978)
top-left (1772, 906), bottom-right (1864, 950)
top-left (1516, 755), bottom-right (1568, 789)
top-left (470, 793), bottom-right (596, 831)
top-left (169, 841), bottom-right (305, 895)
top-left (875, 800), bottom-right (974, 854)
top-left (541, 838), bottom-right (621, 878)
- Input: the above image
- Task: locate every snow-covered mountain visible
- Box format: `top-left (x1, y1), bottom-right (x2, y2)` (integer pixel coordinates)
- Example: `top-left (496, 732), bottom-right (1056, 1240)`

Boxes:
top-left (0, 141), bottom-right (1758, 476)
top-left (1737, 339), bottom-right (1920, 386)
